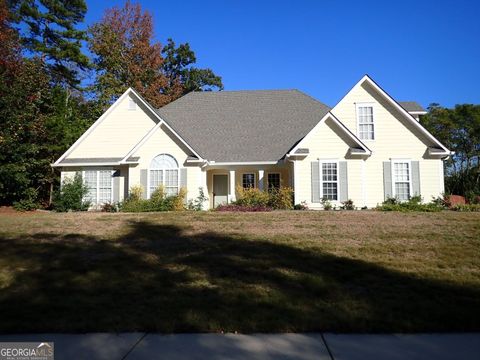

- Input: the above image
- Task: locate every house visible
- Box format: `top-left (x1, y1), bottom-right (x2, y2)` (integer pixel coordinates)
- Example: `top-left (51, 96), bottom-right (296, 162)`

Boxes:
top-left (53, 75), bottom-right (451, 209)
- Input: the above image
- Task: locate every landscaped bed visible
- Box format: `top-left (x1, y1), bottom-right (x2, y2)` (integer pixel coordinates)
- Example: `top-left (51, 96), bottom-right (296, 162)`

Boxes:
top-left (0, 210), bottom-right (479, 333)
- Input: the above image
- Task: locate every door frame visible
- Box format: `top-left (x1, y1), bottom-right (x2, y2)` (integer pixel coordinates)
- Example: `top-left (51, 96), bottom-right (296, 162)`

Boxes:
top-left (212, 173), bottom-right (229, 208)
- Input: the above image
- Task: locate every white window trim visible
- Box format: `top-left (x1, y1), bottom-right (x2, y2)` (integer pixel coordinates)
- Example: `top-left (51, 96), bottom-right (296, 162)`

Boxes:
top-left (266, 172), bottom-right (281, 190)
top-left (391, 159), bottom-right (412, 200)
top-left (82, 168), bottom-right (114, 205)
top-left (355, 102), bottom-right (375, 142)
top-left (318, 159), bottom-right (340, 202)
top-left (147, 168), bottom-right (181, 199)
top-left (241, 172), bottom-right (256, 189)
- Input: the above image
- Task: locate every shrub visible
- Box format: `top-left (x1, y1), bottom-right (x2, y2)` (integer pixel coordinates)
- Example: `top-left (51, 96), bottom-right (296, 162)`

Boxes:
top-left (235, 187), bottom-right (270, 207)
top-left (13, 188), bottom-right (39, 211)
top-left (340, 199), bottom-right (355, 210)
top-left (216, 204), bottom-right (272, 212)
top-left (101, 202), bottom-right (119, 212)
top-left (128, 185), bottom-right (143, 202)
top-left (121, 185), bottom-right (187, 212)
top-left (53, 174), bottom-right (90, 212)
top-left (171, 187), bottom-right (187, 211)
top-left (376, 196), bottom-right (442, 212)
top-left (268, 187), bottom-right (294, 210)
top-left (294, 201), bottom-right (309, 210)
top-left (450, 204), bottom-right (480, 212)
top-left (188, 187), bottom-right (209, 211)
top-left (321, 197), bottom-right (333, 210)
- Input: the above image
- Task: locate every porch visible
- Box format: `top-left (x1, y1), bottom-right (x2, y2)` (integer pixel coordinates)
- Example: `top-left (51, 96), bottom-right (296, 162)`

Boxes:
top-left (205, 163), bottom-right (293, 208)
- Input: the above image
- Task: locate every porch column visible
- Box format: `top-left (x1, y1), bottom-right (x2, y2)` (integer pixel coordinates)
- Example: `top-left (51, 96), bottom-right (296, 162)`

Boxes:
top-left (200, 168), bottom-right (209, 210)
top-left (293, 160), bottom-right (299, 205)
top-left (229, 169), bottom-right (236, 203)
top-left (258, 170), bottom-right (264, 191)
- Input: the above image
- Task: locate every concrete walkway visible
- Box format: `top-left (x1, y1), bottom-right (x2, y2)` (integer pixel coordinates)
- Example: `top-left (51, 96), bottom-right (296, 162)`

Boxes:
top-left (0, 333), bottom-right (478, 360)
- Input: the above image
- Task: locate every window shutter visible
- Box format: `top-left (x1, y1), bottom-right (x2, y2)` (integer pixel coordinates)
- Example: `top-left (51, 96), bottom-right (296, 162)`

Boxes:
top-left (339, 161), bottom-right (348, 202)
top-left (411, 161), bottom-right (421, 196)
top-left (180, 168), bottom-right (188, 204)
top-left (140, 169), bottom-right (148, 199)
top-left (383, 161), bottom-right (392, 200)
top-left (311, 161), bottom-right (320, 203)
top-left (112, 170), bottom-right (120, 203)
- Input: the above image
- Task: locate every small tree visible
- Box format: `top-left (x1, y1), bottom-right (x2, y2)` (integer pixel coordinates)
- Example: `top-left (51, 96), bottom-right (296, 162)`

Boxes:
top-left (53, 173), bottom-right (90, 212)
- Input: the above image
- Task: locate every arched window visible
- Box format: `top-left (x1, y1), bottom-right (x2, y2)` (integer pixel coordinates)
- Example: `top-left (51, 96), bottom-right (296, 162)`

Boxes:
top-left (149, 154), bottom-right (179, 196)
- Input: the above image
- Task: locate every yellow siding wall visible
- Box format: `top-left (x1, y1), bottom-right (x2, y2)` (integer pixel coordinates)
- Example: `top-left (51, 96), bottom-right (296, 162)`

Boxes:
top-left (128, 124), bottom-right (202, 201)
top-left (329, 82), bottom-right (444, 207)
top-left (294, 118), bottom-right (363, 209)
top-left (67, 94), bottom-right (156, 158)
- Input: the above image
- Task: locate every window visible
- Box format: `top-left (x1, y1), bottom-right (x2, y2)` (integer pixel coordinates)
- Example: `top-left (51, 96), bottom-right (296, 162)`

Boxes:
top-left (149, 154), bottom-right (179, 197)
top-left (267, 173), bottom-right (281, 190)
top-left (393, 161), bottom-right (411, 201)
top-left (321, 162), bottom-right (338, 200)
top-left (128, 97), bottom-right (137, 111)
top-left (83, 169), bottom-right (113, 204)
top-left (84, 170), bottom-right (98, 204)
top-left (357, 104), bottom-right (374, 140)
top-left (242, 173), bottom-right (255, 189)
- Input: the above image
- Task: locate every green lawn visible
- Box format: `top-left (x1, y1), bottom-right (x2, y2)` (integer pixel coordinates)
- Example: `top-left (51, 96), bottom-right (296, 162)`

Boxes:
top-left (0, 210), bottom-right (479, 333)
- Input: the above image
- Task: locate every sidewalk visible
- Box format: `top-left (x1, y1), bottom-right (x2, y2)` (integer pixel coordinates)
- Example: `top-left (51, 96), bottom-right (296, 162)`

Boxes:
top-left (0, 333), bottom-right (478, 359)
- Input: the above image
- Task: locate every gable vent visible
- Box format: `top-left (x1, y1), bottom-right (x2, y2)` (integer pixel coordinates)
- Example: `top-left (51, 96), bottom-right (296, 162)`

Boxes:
top-left (128, 97), bottom-right (137, 111)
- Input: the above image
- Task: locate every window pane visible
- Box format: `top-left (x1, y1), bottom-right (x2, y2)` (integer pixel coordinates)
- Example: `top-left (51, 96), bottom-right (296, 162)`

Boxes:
top-left (394, 162), bottom-right (409, 182)
top-left (322, 183), bottom-right (338, 200)
top-left (165, 169), bottom-right (179, 195)
top-left (98, 170), bottom-right (112, 204)
top-left (149, 169), bottom-right (163, 194)
top-left (267, 173), bottom-right (280, 190)
top-left (84, 170), bottom-right (97, 204)
top-left (242, 173), bottom-right (255, 189)
top-left (395, 183), bottom-right (410, 201)
top-left (322, 163), bottom-right (337, 181)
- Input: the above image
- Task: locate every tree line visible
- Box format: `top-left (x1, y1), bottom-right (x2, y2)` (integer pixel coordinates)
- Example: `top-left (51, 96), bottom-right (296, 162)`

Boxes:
top-left (0, 0), bottom-right (222, 207)
top-left (0, 0), bottom-right (478, 208)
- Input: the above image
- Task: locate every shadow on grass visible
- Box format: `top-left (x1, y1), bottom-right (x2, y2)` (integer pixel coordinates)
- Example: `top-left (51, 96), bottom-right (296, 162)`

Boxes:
top-left (0, 221), bottom-right (478, 333)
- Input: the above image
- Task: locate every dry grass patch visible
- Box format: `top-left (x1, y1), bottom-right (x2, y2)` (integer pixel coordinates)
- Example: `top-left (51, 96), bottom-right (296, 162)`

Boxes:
top-left (0, 210), bottom-right (479, 333)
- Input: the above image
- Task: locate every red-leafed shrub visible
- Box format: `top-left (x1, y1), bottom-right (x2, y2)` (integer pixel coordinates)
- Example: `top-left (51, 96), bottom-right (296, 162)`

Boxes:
top-left (215, 204), bottom-right (272, 212)
top-left (447, 195), bottom-right (466, 207)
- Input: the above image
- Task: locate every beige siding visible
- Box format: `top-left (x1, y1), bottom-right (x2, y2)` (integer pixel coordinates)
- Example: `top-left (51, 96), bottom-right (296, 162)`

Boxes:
top-left (67, 94), bottom-right (156, 159)
top-left (128, 124), bottom-right (202, 202)
top-left (294, 118), bottom-right (364, 209)
top-left (329, 82), bottom-right (444, 206)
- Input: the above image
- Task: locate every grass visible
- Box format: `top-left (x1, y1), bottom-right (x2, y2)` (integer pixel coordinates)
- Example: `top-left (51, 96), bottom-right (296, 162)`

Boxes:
top-left (0, 210), bottom-right (479, 333)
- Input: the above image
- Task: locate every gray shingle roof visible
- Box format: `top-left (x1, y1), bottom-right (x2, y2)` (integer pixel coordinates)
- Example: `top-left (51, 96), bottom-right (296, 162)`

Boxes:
top-left (60, 157), bottom-right (123, 164)
top-left (399, 101), bottom-right (426, 113)
top-left (156, 90), bottom-right (330, 162)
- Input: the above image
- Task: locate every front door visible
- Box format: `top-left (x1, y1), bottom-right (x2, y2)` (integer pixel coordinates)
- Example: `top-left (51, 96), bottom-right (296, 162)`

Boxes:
top-left (213, 174), bottom-right (228, 207)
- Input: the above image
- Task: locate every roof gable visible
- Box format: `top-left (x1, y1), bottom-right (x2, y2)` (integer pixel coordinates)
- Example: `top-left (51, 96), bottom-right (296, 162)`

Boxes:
top-left (333, 75), bottom-right (450, 154)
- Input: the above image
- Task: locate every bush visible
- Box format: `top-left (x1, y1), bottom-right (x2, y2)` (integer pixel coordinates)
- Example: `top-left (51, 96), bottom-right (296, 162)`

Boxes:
top-left (101, 202), bottom-right (119, 212)
top-left (235, 187), bottom-right (270, 207)
top-left (268, 187), bottom-right (294, 210)
top-left (376, 196), bottom-right (442, 212)
top-left (321, 197), bottom-right (333, 210)
top-left (340, 199), bottom-right (355, 210)
top-left (187, 187), bottom-right (209, 211)
top-left (121, 185), bottom-right (186, 212)
top-left (216, 204), bottom-right (272, 212)
top-left (235, 186), bottom-right (293, 210)
top-left (53, 174), bottom-right (90, 212)
top-left (450, 204), bottom-right (480, 212)
top-left (13, 188), bottom-right (39, 211)
top-left (294, 201), bottom-right (309, 210)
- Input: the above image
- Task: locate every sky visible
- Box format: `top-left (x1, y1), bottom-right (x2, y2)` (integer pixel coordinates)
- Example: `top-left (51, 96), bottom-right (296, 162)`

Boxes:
top-left (84, 0), bottom-right (480, 108)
